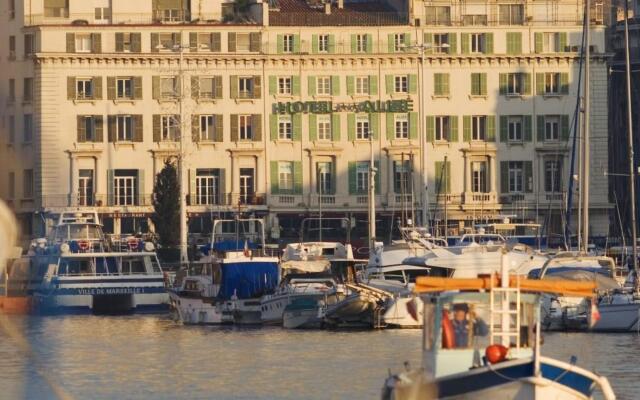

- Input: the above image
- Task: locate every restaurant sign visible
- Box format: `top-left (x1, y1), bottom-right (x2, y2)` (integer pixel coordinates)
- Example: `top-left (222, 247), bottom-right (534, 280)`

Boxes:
top-left (272, 99), bottom-right (413, 115)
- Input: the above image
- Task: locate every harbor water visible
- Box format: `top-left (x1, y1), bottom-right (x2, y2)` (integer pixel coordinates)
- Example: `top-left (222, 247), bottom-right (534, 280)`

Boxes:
top-left (0, 314), bottom-right (639, 400)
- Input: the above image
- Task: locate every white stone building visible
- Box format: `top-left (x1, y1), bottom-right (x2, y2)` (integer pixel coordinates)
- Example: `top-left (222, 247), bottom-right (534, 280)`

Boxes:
top-left (0, 0), bottom-right (610, 246)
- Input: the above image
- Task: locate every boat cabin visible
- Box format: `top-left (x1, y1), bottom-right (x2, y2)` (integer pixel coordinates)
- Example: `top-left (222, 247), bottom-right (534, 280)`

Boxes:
top-left (420, 291), bottom-right (537, 378)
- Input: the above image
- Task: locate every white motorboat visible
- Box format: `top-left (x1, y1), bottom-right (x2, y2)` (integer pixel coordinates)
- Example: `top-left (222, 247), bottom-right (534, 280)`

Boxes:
top-left (169, 218), bottom-right (279, 325)
top-left (30, 212), bottom-right (168, 314)
top-left (382, 253), bottom-right (616, 400)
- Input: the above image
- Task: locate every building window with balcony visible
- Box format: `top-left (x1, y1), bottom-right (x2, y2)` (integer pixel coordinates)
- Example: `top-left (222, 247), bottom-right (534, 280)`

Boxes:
top-left (317, 76), bottom-right (331, 96)
top-left (278, 115), bottom-right (292, 140)
top-left (503, 73), bottom-right (527, 96)
top-left (541, 32), bottom-right (560, 52)
top-left (283, 34), bottom-right (294, 53)
top-left (432, 33), bottom-right (449, 53)
top-left (395, 114), bottom-right (409, 139)
top-left (471, 161), bottom-right (488, 193)
top-left (498, 4), bottom-right (524, 25)
top-left (508, 116), bottom-right (523, 142)
top-left (393, 160), bottom-right (411, 194)
top-left (158, 33), bottom-right (178, 51)
top-left (198, 77), bottom-right (215, 99)
top-left (23, 114), bottom-right (33, 143)
top-left (78, 169), bottom-right (94, 206)
top-left (278, 162), bottom-right (294, 191)
top-left (318, 34), bottom-right (329, 52)
top-left (425, 6), bottom-right (451, 25)
top-left (239, 114), bottom-right (253, 140)
top-left (356, 162), bottom-right (370, 193)
top-left (435, 116), bottom-right (450, 141)
top-left (317, 162), bottom-right (333, 194)
top-left (544, 160), bottom-right (562, 192)
top-left (199, 115), bottom-right (215, 142)
top-left (355, 76), bottom-right (369, 95)
top-left (472, 116), bottom-right (486, 141)
top-left (116, 115), bottom-right (133, 141)
top-left (278, 77), bottom-right (292, 95)
top-left (470, 33), bottom-right (485, 53)
top-left (78, 115), bottom-right (102, 142)
top-left (75, 34), bottom-right (92, 53)
top-left (76, 78), bottom-right (93, 99)
top-left (393, 33), bottom-right (406, 52)
top-left (508, 161), bottom-right (523, 193)
top-left (317, 115), bottom-right (331, 140)
top-left (113, 170), bottom-right (137, 206)
top-left (23, 78), bottom-right (33, 102)
top-left (116, 33), bottom-right (139, 53)
top-left (544, 73), bottom-right (559, 94)
top-left (394, 75), bottom-right (408, 93)
top-left (160, 77), bottom-right (178, 99)
top-left (356, 34), bottom-right (368, 53)
top-left (44, 0), bottom-right (69, 17)
top-left (23, 169), bottom-right (34, 199)
top-left (238, 77), bottom-right (254, 99)
top-left (196, 169), bottom-right (219, 205)
top-left (356, 115), bottom-right (370, 140)
top-left (117, 77), bottom-right (133, 99)
top-left (160, 115), bottom-right (179, 141)
top-left (544, 116), bottom-right (560, 141)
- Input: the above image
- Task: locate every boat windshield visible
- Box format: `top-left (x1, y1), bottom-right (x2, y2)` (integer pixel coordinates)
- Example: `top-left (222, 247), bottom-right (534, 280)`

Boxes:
top-left (58, 259), bottom-right (94, 276)
top-left (52, 224), bottom-right (103, 242)
top-left (121, 257), bottom-right (147, 275)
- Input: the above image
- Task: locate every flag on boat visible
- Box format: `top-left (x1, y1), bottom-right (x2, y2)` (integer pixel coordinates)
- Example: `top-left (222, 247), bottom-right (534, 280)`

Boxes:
top-left (589, 297), bottom-right (601, 328)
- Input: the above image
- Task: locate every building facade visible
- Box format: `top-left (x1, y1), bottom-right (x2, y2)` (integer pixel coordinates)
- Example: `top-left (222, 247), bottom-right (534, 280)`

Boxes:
top-left (0, 0), bottom-right (610, 246)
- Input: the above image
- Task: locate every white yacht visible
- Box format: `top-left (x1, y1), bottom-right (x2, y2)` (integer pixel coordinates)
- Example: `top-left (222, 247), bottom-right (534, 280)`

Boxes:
top-left (31, 212), bottom-right (168, 314)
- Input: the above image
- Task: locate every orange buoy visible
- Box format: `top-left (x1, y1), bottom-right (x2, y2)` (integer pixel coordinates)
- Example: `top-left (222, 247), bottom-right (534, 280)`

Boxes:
top-left (441, 309), bottom-right (456, 349)
top-left (485, 344), bottom-right (509, 364)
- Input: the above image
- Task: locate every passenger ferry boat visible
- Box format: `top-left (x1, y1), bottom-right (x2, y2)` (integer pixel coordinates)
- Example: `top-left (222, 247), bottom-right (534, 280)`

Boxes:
top-left (382, 252), bottom-right (616, 400)
top-left (29, 212), bottom-right (168, 314)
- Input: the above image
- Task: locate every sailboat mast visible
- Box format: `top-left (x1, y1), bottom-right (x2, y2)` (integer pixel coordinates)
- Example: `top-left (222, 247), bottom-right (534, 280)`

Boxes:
top-left (623, 0), bottom-right (639, 284)
top-left (178, 40), bottom-right (188, 264)
top-left (581, 0), bottom-right (591, 253)
top-left (369, 135), bottom-right (377, 252)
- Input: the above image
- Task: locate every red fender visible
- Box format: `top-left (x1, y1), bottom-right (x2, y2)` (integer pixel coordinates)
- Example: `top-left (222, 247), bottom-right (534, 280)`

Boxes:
top-left (441, 309), bottom-right (456, 349)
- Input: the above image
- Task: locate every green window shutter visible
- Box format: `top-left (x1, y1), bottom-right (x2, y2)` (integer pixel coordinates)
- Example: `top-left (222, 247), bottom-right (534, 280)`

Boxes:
top-left (350, 34), bottom-right (357, 53)
top-left (292, 114), bottom-right (302, 141)
top-left (211, 33), bottom-right (221, 52)
top-left (499, 73), bottom-right (507, 95)
top-left (386, 113), bottom-right (394, 140)
top-left (292, 76), bottom-right (300, 96)
top-left (445, 162), bottom-right (451, 193)
top-left (347, 114), bottom-right (355, 141)
top-left (311, 34), bottom-right (318, 54)
top-left (426, 116), bottom-right (435, 142)
top-left (249, 32), bottom-right (261, 52)
top-left (524, 161), bottom-right (533, 192)
top-left (449, 116), bottom-right (458, 142)
top-left (424, 33), bottom-right (433, 53)
top-left (486, 116), bottom-right (495, 142)
top-left (348, 162), bottom-right (357, 195)
top-left (66, 33), bottom-right (75, 52)
top-left (534, 33), bottom-right (543, 53)
top-left (369, 75), bottom-right (377, 95)
top-left (484, 33), bottom-right (493, 54)
top-left (536, 73), bottom-right (545, 95)
top-left (328, 35), bottom-right (335, 53)
top-left (131, 33), bottom-right (141, 52)
top-left (558, 32), bottom-right (568, 52)
top-left (115, 32), bottom-right (124, 52)
top-left (107, 169), bottom-right (114, 205)
top-left (252, 76), bottom-right (261, 99)
top-left (471, 74), bottom-right (478, 95)
top-left (408, 74), bottom-right (418, 94)
top-left (189, 32), bottom-right (197, 52)
top-left (387, 33), bottom-right (395, 53)
top-left (269, 76), bottom-right (277, 95)
top-left (270, 161), bottom-right (279, 194)
top-left (293, 161), bottom-right (303, 194)
top-left (133, 77), bottom-right (141, 100)
top-left (524, 115), bottom-right (532, 142)
top-left (480, 73), bottom-right (487, 95)
top-left (442, 74), bottom-right (450, 95)
top-left (153, 114), bottom-right (160, 142)
top-left (77, 116), bottom-right (86, 142)
top-left (331, 76), bottom-right (340, 95)
top-left (500, 161), bottom-right (509, 193)
top-left (228, 32), bottom-right (236, 52)
top-left (560, 73), bottom-right (569, 94)
top-left (230, 114), bottom-right (238, 142)
top-left (293, 35), bottom-right (300, 53)
top-left (448, 33), bottom-right (457, 54)
top-left (108, 76), bottom-right (116, 100)
top-left (252, 114), bottom-right (262, 142)
top-left (230, 75), bottom-right (238, 99)
top-left (435, 161), bottom-right (443, 192)
top-left (463, 115), bottom-right (471, 142)
top-left (434, 73), bottom-right (442, 96)
top-left (67, 77), bottom-right (75, 99)
top-left (346, 76), bottom-right (354, 96)
top-left (107, 116), bottom-right (116, 142)
top-left (192, 115), bottom-right (201, 142)
top-left (404, 33), bottom-right (411, 47)
top-left (537, 115), bottom-right (545, 142)
top-left (506, 33), bottom-right (514, 54)
top-left (277, 34), bottom-right (284, 53)
top-left (506, 32), bottom-right (521, 54)
top-left (515, 33), bottom-right (522, 54)
top-left (215, 115), bottom-right (224, 142)
top-left (370, 113), bottom-right (379, 139)
top-left (150, 33), bottom-right (159, 53)
top-left (94, 116), bottom-right (103, 142)
top-left (309, 114), bottom-right (317, 141)
top-left (366, 34), bottom-right (373, 53)
top-left (374, 161), bottom-right (381, 195)
top-left (270, 114), bottom-right (278, 141)
top-left (214, 76), bottom-right (223, 99)
top-left (331, 114), bottom-right (340, 141)
top-left (409, 112), bottom-right (418, 140)
top-left (523, 73), bottom-right (531, 95)
top-left (500, 116), bottom-right (508, 142)
top-left (385, 75), bottom-right (393, 95)
top-left (561, 115), bottom-right (570, 140)
top-left (461, 33), bottom-right (469, 54)
top-left (308, 76), bottom-right (316, 96)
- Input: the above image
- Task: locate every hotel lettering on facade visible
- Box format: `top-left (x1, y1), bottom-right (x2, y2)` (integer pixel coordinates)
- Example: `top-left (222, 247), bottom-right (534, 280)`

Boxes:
top-left (0, 0), bottom-right (611, 244)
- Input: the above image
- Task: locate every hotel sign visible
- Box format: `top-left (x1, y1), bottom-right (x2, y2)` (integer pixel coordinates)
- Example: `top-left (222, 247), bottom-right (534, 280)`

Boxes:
top-left (272, 99), bottom-right (413, 115)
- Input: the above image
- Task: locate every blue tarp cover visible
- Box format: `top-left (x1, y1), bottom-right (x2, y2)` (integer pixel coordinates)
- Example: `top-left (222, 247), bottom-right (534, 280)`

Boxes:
top-left (218, 261), bottom-right (278, 300)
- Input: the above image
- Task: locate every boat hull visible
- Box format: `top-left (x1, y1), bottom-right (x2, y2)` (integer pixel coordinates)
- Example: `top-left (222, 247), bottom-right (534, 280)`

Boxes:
top-left (383, 297), bottom-right (422, 328)
top-left (168, 290), bottom-right (224, 325)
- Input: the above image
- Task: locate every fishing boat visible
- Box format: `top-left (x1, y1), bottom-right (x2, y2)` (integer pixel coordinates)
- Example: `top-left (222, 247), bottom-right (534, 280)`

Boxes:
top-left (382, 252), bottom-right (616, 400)
top-left (169, 218), bottom-right (279, 325)
top-left (29, 212), bottom-right (168, 314)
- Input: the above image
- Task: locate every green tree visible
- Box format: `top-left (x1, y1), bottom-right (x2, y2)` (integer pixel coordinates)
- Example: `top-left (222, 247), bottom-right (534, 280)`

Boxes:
top-left (151, 159), bottom-right (180, 248)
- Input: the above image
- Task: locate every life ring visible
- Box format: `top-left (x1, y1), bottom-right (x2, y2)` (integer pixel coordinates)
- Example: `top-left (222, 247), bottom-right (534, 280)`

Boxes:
top-left (78, 240), bottom-right (90, 251)
top-left (441, 309), bottom-right (456, 349)
top-left (127, 238), bottom-right (139, 251)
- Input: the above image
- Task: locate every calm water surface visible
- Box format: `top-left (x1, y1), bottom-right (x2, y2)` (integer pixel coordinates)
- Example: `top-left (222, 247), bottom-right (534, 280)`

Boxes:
top-left (0, 315), bottom-right (638, 399)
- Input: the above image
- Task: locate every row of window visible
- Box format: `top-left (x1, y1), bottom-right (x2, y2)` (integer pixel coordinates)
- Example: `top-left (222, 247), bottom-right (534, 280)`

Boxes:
top-left (18, 30), bottom-right (574, 57)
